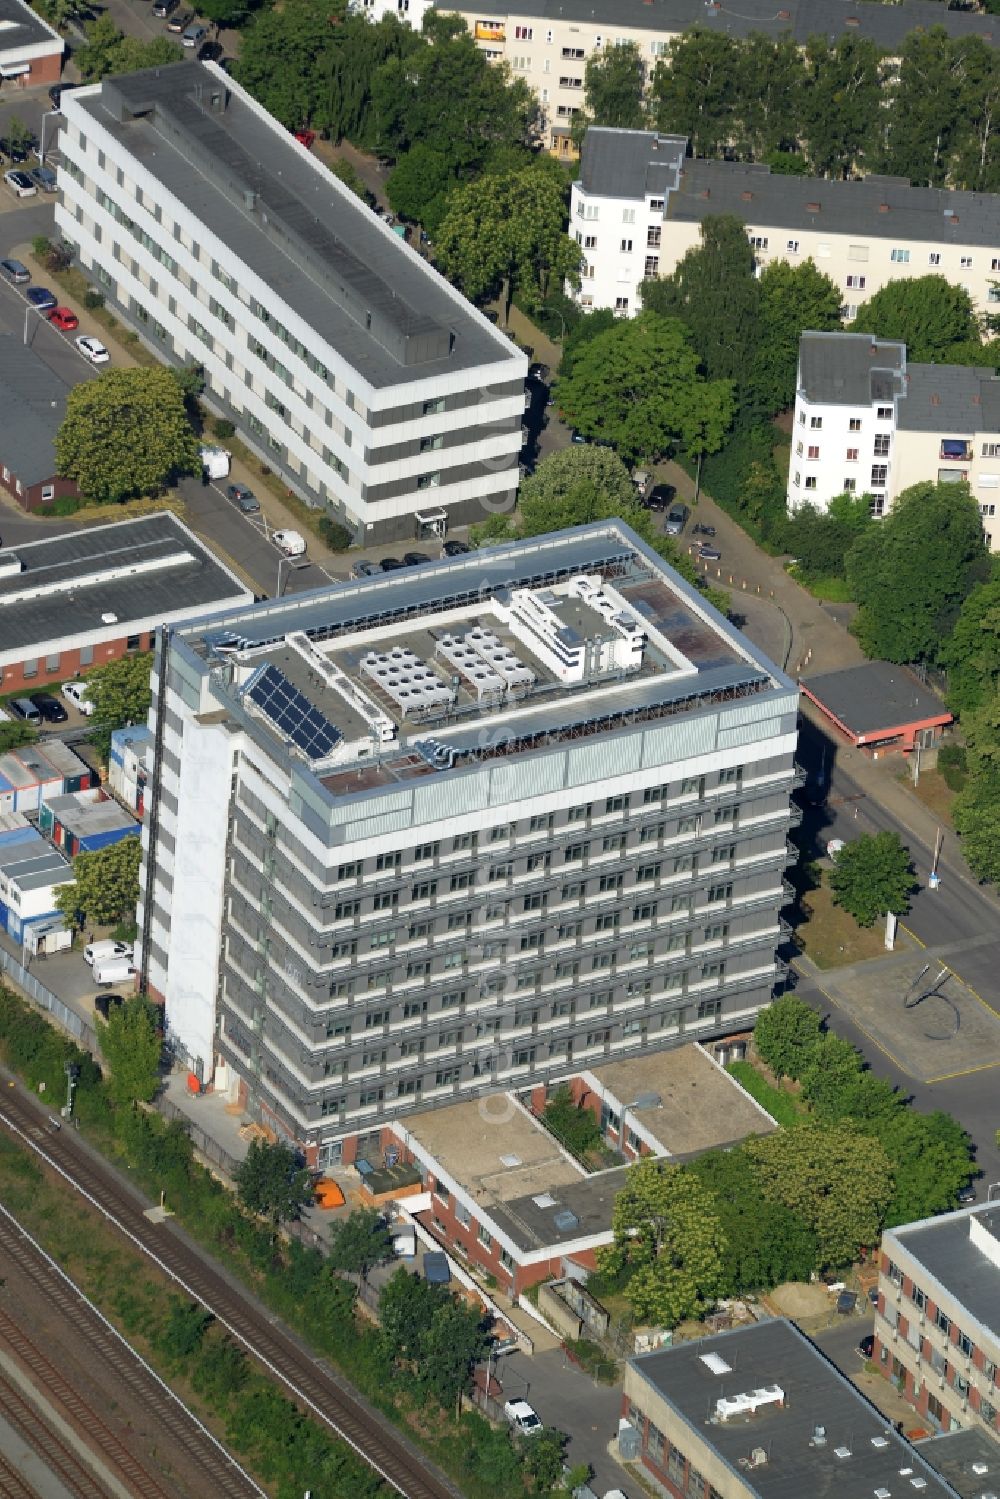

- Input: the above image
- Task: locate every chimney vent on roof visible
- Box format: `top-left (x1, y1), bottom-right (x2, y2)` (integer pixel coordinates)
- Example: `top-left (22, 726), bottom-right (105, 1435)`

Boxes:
top-left (777, 8), bottom-right (790, 17)
top-left (740, 190), bottom-right (753, 202)
top-left (931, 393), bottom-right (941, 406)
top-left (878, 202), bottom-right (889, 213)
top-left (806, 201), bottom-right (821, 213)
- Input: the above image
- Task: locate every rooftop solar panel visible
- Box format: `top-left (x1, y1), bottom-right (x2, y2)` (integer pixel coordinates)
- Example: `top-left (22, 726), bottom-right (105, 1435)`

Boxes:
top-left (245, 664), bottom-right (341, 760)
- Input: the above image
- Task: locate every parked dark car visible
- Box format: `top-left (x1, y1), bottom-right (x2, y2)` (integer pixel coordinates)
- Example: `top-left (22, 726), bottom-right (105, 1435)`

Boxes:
top-left (165, 7), bottom-right (193, 29)
top-left (95, 993), bottom-right (125, 1020)
top-left (402, 551), bottom-right (430, 567)
top-left (26, 286), bottom-right (57, 310)
top-left (858, 1334), bottom-right (875, 1360)
top-left (958, 1183), bottom-right (978, 1205)
top-left (692, 541), bottom-right (722, 562)
top-left (441, 539), bottom-right (469, 557)
top-left (29, 693), bottom-right (68, 724)
top-left (379, 556), bottom-right (407, 572)
top-left (645, 484), bottom-right (677, 512)
top-left (152, 0), bottom-right (179, 17)
top-left (691, 522), bottom-right (716, 537)
top-left (226, 482), bottom-right (259, 513)
top-left (197, 39), bottom-right (224, 60)
top-left (351, 559), bottom-right (378, 579)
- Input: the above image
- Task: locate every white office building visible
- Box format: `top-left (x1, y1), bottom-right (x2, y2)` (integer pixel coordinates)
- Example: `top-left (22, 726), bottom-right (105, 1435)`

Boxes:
top-left (570, 127), bottom-right (1000, 328)
top-left (789, 331), bottom-right (1000, 550)
top-left (138, 522), bottom-right (800, 1163)
top-left (55, 64), bottom-right (526, 545)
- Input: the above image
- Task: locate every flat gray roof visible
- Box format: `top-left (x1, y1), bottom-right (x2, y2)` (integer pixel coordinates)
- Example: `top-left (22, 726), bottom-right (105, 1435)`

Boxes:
top-left (0, 0), bottom-right (61, 58)
top-left (448, 0), bottom-right (1000, 48)
top-left (0, 334), bottom-right (71, 488)
top-left (0, 829), bottom-right (70, 892)
top-left (669, 159), bottom-right (1000, 249)
top-left (798, 332), bottom-right (906, 408)
top-left (183, 523), bottom-right (791, 786)
top-left (0, 511), bottom-right (251, 658)
top-left (801, 662), bottom-right (951, 739)
top-left (44, 793), bottom-right (138, 837)
top-left (905, 364), bottom-right (1000, 433)
top-left (917, 1427), bottom-right (1000, 1499)
top-left (579, 129), bottom-right (686, 202)
top-left (888, 1205), bottom-right (1000, 1343)
top-left (629, 1320), bottom-right (961, 1499)
top-left (70, 65), bottom-right (522, 393)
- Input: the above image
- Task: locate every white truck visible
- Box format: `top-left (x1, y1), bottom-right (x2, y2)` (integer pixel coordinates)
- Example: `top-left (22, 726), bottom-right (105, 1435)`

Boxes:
top-left (92, 957), bottom-right (137, 987)
top-left (200, 446), bottom-right (231, 480)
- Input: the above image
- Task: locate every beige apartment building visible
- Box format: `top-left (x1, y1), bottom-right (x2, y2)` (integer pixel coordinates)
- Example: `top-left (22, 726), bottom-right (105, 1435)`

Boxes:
top-left (442, 0), bottom-right (1000, 153)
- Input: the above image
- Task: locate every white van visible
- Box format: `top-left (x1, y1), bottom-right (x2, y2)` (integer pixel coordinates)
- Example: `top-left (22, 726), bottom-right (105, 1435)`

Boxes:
top-left (93, 957), bottom-right (136, 986)
top-left (200, 445), bottom-right (231, 480)
top-left (84, 938), bottom-right (133, 967)
top-left (274, 529), bottom-right (306, 557)
top-left (62, 681), bottom-right (95, 716)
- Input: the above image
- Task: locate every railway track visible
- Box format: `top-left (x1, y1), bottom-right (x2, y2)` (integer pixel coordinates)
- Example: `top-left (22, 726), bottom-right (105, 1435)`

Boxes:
top-left (0, 1087), bottom-right (460, 1499)
top-left (0, 1365), bottom-right (112, 1499)
top-left (0, 1441), bottom-right (45, 1499)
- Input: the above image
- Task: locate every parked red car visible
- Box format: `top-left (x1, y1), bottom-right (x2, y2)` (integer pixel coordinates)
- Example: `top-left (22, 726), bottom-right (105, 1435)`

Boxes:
top-left (48, 305), bottom-right (79, 332)
top-left (293, 129), bottom-right (316, 149)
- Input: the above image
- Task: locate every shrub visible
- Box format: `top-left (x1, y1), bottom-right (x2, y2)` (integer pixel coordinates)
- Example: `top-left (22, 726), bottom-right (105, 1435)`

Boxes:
top-left (212, 417), bottom-right (235, 440)
top-left (83, 290), bottom-right (105, 310)
top-left (938, 743), bottom-right (968, 792)
top-left (317, 516), bottom-right (353, 551)
top-left (32, 234), bottom-right (51, 258)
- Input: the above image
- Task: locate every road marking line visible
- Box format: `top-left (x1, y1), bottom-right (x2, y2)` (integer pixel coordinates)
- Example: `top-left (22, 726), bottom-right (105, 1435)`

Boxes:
top-left (899, 923), bottom-right (925, 950)
top-left (898, 925), bottom-right (1000, 1020)
top-left (925, 1059), bottom-right (1000, 1083)
top-left (795, 967), bottom-right (914, 1076)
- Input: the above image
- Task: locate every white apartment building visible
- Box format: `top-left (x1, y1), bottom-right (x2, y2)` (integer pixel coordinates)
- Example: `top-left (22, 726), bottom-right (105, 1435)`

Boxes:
top-left (877, 1204), bottom-right (1000, 1440)
top-left (55, 64), bottom-right (526, 546)
top-left (138, 522), bottom-right (799, 1164)
top-left (789, 331), bottom-right (1000, 550)
top-left (440, 0), bottom-right (1000, 155)
top-left (570, 128), bottom-right (1000, 328)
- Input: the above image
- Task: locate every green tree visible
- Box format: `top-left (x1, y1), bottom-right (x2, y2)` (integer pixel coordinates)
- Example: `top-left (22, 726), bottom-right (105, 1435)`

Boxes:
top-left (158, 1298), bottom-right (211, 1368)
top-left (650, 30), bottom-right (740, 157)
top-left (75, 17), bottom-right (183, 80)
top-left (752, 258), bottom-right (843, 416)
top-left (98, 994), bottom-right (162, 1107)
top-left (578, 41), bottom-right (646, 135)
top-left (554, 312), bottom-right (734, 466)
top-left (599, 1159), bottom-right (727, 1326)
top-left (798, 1033), bottom-right (867, 1118)
top-left (55, 835), bottom-right (141, 930)
top-left (942, 579), bottom-right (1000, 717)
top-left (745, 1122), bottom-right (894, 1268)
top-left (737, 36), bottom-right (803, 160)
top-left (377, 1266), bottom-right (443, 1361)
top-left (780, 493), bottom-right (873, 582)
top-left (879, 29), bottom-right (962, 187)
top-left (953, 760), bottom-right (1000, 884)
top-left (435, 162), bottom-right (580, 321)
top-left (881, 1109), bottom-right (973, 1225)
top-left (752, 995), bottom-right (823, 1081)
top-left (420, 1299), bottom-right (489, 1415)
top-left (520, 1428), bottom-right (567, 1490)
top-left (56, 368), bottom-right (199, 507)
top-left (234, 1139), bottom-right (313, 1229)
top-left (386, 144), bottom-right (455, 234)
top-left (0, 721), bottom-right (37, 754)
top-left (84, 652), bottom-right (154, 761)
top-left (851, 276), bottom-right (977, 362)
top-left (846, 481), bottom-right (988, 662)
top-left (327, 1207), bottom-right (394, 1283)
top-left (828, 831), bottom-right (916, 928)
top-left (949, 37), bottom-right (1000, 194)
top-left (518, 445), bottom-right (646, 534)
top-left (800, 34), bottom-right (884, 179)
top-left (687, 1148), bottom-right (819, 1296)
top-left (643, 216), bottom-right (762, 425)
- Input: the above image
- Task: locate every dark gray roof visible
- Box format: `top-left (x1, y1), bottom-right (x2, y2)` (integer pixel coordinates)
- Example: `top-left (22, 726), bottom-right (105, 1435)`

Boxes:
top-left (579, 129), bottom-right (686, 202)
top-left (917, 1427), bottom-right (1000, 1499)
top-left (441, 0), bottom-right (1000, 48)
top-left (0, 512), bottom-right (250, 655)
top-left (801, 662), bottom-right (951, 738)
top-left (0, 335), bottom-right (70, 487)
top-left (629, 1320), bottom-right (961, 1499)
top-left (669, 159), bottom-right (1000, 249)
top-left (904, 364), bottom-right (1000, 433)
top-left (798, 332), bottom-right (906, 408)
top-left (71, 66), bottom-right (522, 392)
top-left (0, 0), bottom-right (62, 58)
top-left (889, 1205), bottom-right (1000, 1345)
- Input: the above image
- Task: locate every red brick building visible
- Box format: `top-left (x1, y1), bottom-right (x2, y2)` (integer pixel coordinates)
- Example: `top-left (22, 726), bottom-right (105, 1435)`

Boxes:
top-left (801, 660), bottom-right (952, 757)
top-left (0, 0), bottom-right (63, 89)
top-left (0, 512), bottom-right (252, 696)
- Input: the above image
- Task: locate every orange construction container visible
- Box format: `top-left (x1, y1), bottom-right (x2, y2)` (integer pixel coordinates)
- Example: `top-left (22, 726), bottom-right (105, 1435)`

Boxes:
top-left (313, 1178), bottom-right (346, 1210)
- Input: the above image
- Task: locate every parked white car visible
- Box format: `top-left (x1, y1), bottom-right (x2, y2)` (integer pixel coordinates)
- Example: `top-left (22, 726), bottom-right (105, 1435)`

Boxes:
top-left (84, 939), bottom-right (133, 967)
top-left (62, 681), bottom-right (94, 716)
top-left (503, 1398), bottom-right (542, 1435)
top-left (76, 334), bottom-right (110, 364)
top-left (274, 529), bottom-right (306, 557)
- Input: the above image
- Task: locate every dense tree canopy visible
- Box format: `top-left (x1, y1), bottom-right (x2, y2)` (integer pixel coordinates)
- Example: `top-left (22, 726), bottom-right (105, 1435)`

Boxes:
top-left (435, 160), bottom-right (579, 319)
top-left (752, 995), bottom-right (823, 1081)
top-left (687, 1149), bottom-right (818, 1295)
top-left (852, 276), bottom-right (978, 362)
top-left (578, 41), bottom-right (646, 136)
top-left (555, 312), bottom-right (734, 465)
top-left (99, 994), bottom-right (162, 1108)
top-left (754, 259), bottom-right (843, 413)
top-left (599, 1159), bottom-right (727, 1325)
top-left (385, 144), bottom-right (454, 235)
top-left (828, 831), bottom-right (917, 928)
top-left (846, 481), bottom-right (989, 662)
top-left (942, 579), bottom-right (1000, 718)
top-left (84, 652), bottom-right (154, 762)
top-left (75, 17), bottom-right (183, 81)
top-left (518, 445), bottom-right (643, 533)
top-left (56, 369), bottom-right (199, 507)
top-left (234, 1140), bottom-right (313, 1229)
top-left (55, 836), bottom-right (141, 931)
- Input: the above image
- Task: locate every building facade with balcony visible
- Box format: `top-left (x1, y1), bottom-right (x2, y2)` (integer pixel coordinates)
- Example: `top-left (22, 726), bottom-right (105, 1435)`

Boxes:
top-left (568, 127), bottom-right (1000, 332)
top-left (788, 331), bottom-right (1000, 549)
top-left (876, 1204), bottom-right (1000, 1440)
top-left (137, 522), bottom-right (799, 1167)
top-left (55, 64), bottom-right (526, 546)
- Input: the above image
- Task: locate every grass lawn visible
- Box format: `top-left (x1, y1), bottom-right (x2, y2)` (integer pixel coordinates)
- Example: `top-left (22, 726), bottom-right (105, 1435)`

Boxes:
top-left (726, 1060), bottom-right (806, 1128)
top-left (795, 879), bottom-right (897, 969)
top-left (906, 768), bottom-right (956, 829)
top-left (786, 567), bottom-right (854, 603)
